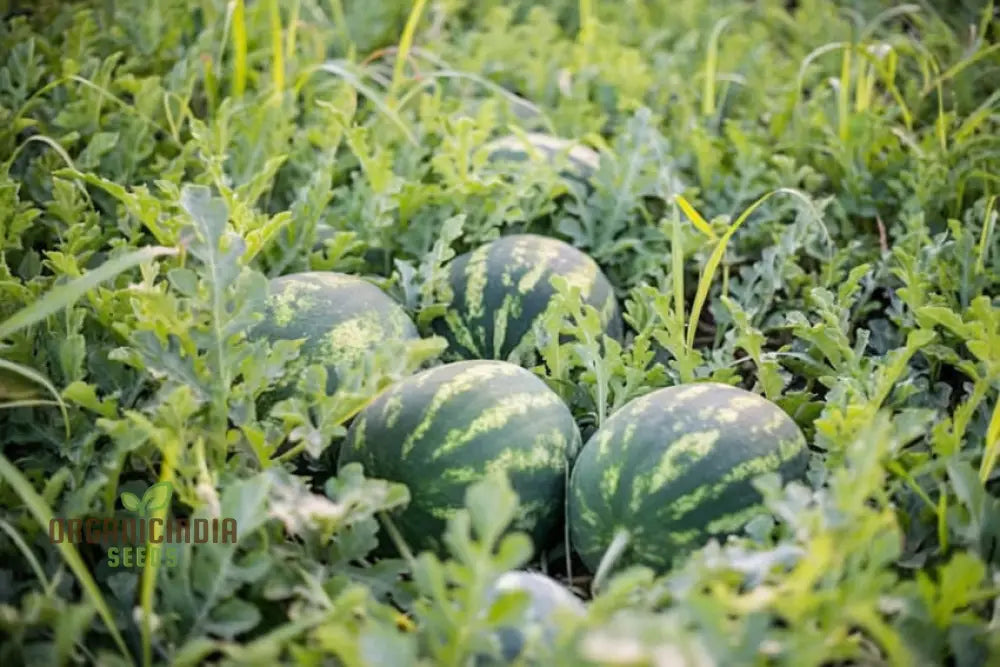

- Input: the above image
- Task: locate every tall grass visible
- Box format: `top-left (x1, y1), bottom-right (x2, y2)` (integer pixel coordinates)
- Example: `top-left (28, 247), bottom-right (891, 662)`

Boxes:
top-left (390, 0), bottom-right (428, 104)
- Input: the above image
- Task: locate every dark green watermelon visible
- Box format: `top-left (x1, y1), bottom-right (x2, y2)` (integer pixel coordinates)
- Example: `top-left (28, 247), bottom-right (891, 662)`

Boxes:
top-left (485, 133), bottom-right (600, 181)
top-left (253, 271), bottom-right (418, 392)
top-left (569, 382), bottom-right (809, 573)
top-left (338, 360), bottom-right (580, 554)
top-left (430, 234), bottom-right (622, 361)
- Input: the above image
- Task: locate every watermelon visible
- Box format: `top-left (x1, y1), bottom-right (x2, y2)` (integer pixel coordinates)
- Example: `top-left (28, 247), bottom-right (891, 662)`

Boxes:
top-left (568, 383), bottom-right (808, 573)
top-left (338, 360), bottom-right (580, 553)
top-left (430, 234), bottom-right (622, 361)
top-left (485, 133), bottom-right (600, 181)
top-left (253, 271), bottom-right (418, 392)
top-left (481, 571), bottom-right (585, 663)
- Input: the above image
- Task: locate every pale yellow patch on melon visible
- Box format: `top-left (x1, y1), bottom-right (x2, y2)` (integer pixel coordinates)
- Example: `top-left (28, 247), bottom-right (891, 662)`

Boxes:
top-left (729, 395), bottom-right (763, 411)
top-left (706, 504), bottom-right (765, 535)
top-left (401, 363), bottom-right (520, 459)
top-left (270, 298), bottom-right (296, 327)
top-left (444, 312), bottom-right (481, 356)
top-left (625, 392), bottom-right (657, 417)
top-left (594, 427), bottom-right (616, 460)
top-left (350, 415), bottom-right (367, 452)
top-left (517, 259), bottom-right (550, 294)
top-left (630, 429), bottom-right (720, 511)
top-left (562, 260), bottom-right (598, 296)
top-left (484, 438), bottom-right (564, 474)
top-left (763, 410), bottom-right (788, 433)
top-left (430, 506), bottom-right (456, 520)
top-left (268, 283), bottom-right (321, 326)
top-left (314, 273), bottom-right (358, 288)
top-left (714, 407), bottom-right (740, 423)
top-left (382, 394), bottom-right (404, 429)
top-left (492, 293), bottom-right (518, 357)
top-left (648, 430), bottom-right (719, 493)
top-left (667, 529), bottom-right (702, 547)
top-left (672, 384), bottom-right (715, 402)
top-left (718, 451), bottom-right (783, 486)
top-left (778, 434), bottom-right (805, 461)
top-left (600, 466), bottom-right (621, 502)
top-left (510, 236), bottom-right (562, 268)
top-left (432, 391), bottom-right (562, 461)
top-left (319, 313), bottom-right (387, 364)
top-left (463, 246), bottom-right (491, 321)
top-left (669, 448), bottom-right (792, 521)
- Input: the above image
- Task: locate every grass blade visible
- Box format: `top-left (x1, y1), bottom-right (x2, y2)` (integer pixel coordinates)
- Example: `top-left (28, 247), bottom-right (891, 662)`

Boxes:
top-left (980, 398), bottom-right (1000, 483)
top-left (675, 194), bottom-right (717, 240)
top-left (313, 61), bottom-right (417, 145)
top-left (0, 359), bottom-right (70, 438)
top-left (685, 189), bottom-right (816, 351)
top-left (0, 453), bottom-right (133, 663)
top-left (0, 398), bottom-right (61, 409)
top-left (230, 0), bottom-right (248, 97)
top-left (703, 11), bottom-right (744, 117)
top-left (0, 518), bottom-right (50, 588)
top-left (975, 195), bottom-right (996, 276)
top-left (838, 45), bottom-right (852, 143)
top-left (671, 214), bottom-right (686, 339)
top-left (394, 65), bottom-right (555, 133)
top-left (920, 42), bottom-right (1000, 96)
top-left (390, 0), bottom-right (428, 103)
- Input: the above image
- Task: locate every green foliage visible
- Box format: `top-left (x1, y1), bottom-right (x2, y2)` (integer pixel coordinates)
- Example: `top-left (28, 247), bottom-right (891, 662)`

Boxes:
top-left (0, 0), bottom-right (998, 665)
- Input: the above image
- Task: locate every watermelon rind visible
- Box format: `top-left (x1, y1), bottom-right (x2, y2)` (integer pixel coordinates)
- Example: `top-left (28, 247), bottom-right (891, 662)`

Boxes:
top-left (339, 360), bottom-right (581, 554)
top-left (568, 382), bottom-right (809, 573)
top-left (253, 271), bottom-right (419, 391)
top-left (485, 132), bottom-right (600, 180)
top-left (430, 234), bottom-right (622, 361)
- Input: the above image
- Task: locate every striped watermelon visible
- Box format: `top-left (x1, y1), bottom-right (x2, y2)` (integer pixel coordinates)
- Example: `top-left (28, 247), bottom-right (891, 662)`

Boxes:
top-left (430, 234), bottom-right (622, 361)
top-left (568, 383), bottom-right (808, 573)
top-left (482, 571), bottom-right (585, 663)
top-left (485, 133), bottom-right (600, 181)
top-left (254, 272), bottom-right (418, 391)
top-left (338, 360), bottom-right (580, 553)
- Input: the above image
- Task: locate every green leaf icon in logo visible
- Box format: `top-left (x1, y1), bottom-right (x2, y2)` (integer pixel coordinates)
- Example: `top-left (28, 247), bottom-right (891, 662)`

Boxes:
top-left (120, 482), bottom-right (173, 517)
top-left (120, 491), bottom-right (141, 513)
top-left (138, 482), bottom-right (173, 517)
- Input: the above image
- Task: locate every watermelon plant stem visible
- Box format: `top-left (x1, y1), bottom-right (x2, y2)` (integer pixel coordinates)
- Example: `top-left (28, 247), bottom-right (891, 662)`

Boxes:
top-left (379, 511), bottom-right (417, 568)
top-left (140, 443), bottom-right (177, 667)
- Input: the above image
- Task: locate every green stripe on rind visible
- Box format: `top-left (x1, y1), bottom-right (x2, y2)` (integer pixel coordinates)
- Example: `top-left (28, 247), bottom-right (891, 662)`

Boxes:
top-left (340, 360), bottom-right (580, 554)
top-left (568, 382), bottom-right (808, 573)
top-left (431, 234), bottom-right (623, 361)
